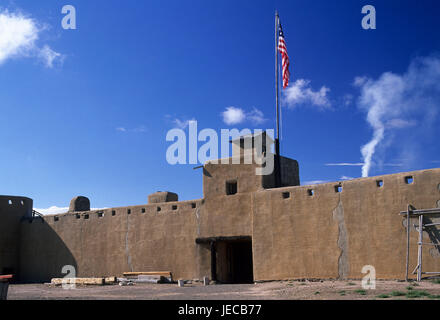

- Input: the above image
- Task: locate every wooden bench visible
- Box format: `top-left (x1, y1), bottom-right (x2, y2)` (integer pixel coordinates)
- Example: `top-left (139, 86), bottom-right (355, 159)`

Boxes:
top-left (0, 275), bottom-right (13, 300)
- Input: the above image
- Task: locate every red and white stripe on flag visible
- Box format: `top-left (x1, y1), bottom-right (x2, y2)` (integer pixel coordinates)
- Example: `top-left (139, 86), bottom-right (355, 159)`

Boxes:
top-left (277, 21), bottom-right (290, 89)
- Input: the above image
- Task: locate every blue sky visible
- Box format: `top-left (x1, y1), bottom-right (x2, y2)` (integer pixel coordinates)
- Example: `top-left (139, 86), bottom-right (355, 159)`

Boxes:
top-left (1, 0), bottom-right (440, 212)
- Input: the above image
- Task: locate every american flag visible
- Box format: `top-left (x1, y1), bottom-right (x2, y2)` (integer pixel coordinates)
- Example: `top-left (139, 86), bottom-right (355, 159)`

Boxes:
top-left (277, 21), bottom-right (290, 89)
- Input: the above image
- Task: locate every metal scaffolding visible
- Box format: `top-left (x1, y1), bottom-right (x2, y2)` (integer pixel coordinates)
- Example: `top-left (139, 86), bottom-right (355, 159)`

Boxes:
top-left (400, 205), bottom-right (440, 281)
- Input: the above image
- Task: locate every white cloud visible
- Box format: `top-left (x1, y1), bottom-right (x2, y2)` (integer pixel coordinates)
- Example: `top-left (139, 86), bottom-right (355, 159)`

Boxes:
top-left (173, 118), bottom-right (195, 129)
top-left (355, 55), bottom-right (440, 177)
top-left (0, 9), bottom-right (63, 67)
top-left (302, 180), bottom-right (329, 185)
top-left (385, 118), bottom-right (417, 129)
top-left (340, 176), bottom-right (354, 180)
top-left (221, 107), bottom-right (267, 125)
top-left (35, 206), bottom-right (107, 215)
top-left (342, 94), bottom-right (354, 106)
top-left (247, 107), bottom-right (267, 124)
top-left (325, 162), bottom-right (364, 166)
top-left (283, 79), bottom-right (331, 109)
top-left (133, 125), bottom-right (147, 133)
top-left (34, 206), bottom-right (68, 215)
top-left (222, 107), bottom-right (246, 125)
top-left (353, 76), bottom-right (367, 87)
top-left (116, 126), bottom-right (147, 132)
top-left (39, 44), bottom-right (63, 68)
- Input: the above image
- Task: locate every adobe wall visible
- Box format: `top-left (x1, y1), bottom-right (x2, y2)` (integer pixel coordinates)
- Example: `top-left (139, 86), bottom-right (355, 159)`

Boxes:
top-left (8, 166), bottom-right (440, 283)
top-left (0, 196), bottom-right (32, 280)
top-left (19, 200), bottom-right (208, 282)
top-left (252, 168), bottom-right (440, 280)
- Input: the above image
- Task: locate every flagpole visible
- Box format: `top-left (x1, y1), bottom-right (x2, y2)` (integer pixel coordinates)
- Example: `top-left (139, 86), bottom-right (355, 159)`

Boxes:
top-left (275, 10), bottom-right (282, 187)
top-left (275, 11), bottom-right (280, 141)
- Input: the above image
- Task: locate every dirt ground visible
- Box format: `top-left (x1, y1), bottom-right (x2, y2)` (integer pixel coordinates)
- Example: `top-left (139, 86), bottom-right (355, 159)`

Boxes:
top-left (7, 279), bottom-right (440, 300)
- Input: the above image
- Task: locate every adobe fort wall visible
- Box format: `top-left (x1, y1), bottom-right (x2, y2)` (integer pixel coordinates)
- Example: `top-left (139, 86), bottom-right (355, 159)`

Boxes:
top-left (2, 157), bottom-right (439, 282)
top-left (252, 168), bottom-right (440, 280)
top-left (19, 200), bottom-right (206, 282)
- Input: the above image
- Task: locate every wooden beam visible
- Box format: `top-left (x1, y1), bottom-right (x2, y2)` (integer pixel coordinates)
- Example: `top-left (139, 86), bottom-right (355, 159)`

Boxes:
top-left (417, 215), bottom-right (423, 282)
top-left (123, 271), bottom-right (172, 277)
top-left (51, 277), bottom-right (104, 285)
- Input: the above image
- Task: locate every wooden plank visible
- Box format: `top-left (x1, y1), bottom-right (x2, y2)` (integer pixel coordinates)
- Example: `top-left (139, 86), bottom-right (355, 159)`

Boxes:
top-left (123, 271), bottom-right (172, 277)
top-left (51, 277), bottom-right (104, 285)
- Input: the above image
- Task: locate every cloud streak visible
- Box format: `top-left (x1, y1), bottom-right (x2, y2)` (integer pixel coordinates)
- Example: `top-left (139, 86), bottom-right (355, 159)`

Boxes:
top-left (355, 55), bottom-right (440, 177)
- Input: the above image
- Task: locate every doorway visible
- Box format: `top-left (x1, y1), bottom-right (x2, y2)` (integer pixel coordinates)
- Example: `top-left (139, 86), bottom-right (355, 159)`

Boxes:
top-left (215, 239), bottom-right (253, 283)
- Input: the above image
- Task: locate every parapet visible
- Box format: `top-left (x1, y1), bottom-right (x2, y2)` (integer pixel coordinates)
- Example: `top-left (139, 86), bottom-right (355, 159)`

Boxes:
top-left (148, 191), bottom-right (178, 204)
top-left (69, 196), bottom-right (90, 212)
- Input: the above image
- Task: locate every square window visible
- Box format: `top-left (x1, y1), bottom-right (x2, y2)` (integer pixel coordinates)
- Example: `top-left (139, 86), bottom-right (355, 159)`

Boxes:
top-left (112, 210), bottom-right (116, 216)
top-left (226, 180), bottom-right (238, 195)
top-left (84, 214), bottom-right (89, 219)
top-left (172, 205), bottom-right (177, 210)
top-left (405, 176), bottom-right (414, 184)
top-left (76, 214), bottom-right (80, 219)
top-left (282, 192), bottom-right (290, 199)
top-left (54, 216), bottom-right (59, 222)
top-left (376, 180), bottom-right (383, 187)
top-left (141, 208), bottom-right (146, 213)
top-left (191, 203), bottom-right (196, 208)
top-left (335, 185), bottom-right (342, 193)
top-left (97, 212), bottom-right (104, 218)
top-left (157, 207), bottom-right (161, 212)
top-left (308, 189), bottom-right (314, 196)
top-left (127, 209), bottom-right (131, 214)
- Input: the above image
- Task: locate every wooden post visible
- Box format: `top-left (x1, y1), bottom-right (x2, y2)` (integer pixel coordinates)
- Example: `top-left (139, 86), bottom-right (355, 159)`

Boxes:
top-left (417, 214), bottom-right (423, 282)
top-left (405, 205), bottom-right (410, 281)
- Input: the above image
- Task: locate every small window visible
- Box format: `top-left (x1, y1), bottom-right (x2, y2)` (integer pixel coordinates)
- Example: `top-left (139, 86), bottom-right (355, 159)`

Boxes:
top-left (20, 200), bottom-right (24, 206)
top-left (54, 216), bottom-right (59, 222)
top-left (97, 212), bottom-right (104, 218)
top-left (76, 214), bottom-right (80, 219)
top-left (172, 205), bottom-right (177, 210)
top-left (191, 203), bottom-right (196, 209)
top-left (405, 176), bottom-right (414, 184)
top-left (282, 192), bottom-right (290, 199)
top-left (335, 185), bottom-right (342, 193)
top-left (308, 189), bottom-right (314, 196)
top-left (157, 207), bottom-right (161, 212)
top-left (376, 180), bottom-right (383, 187)
top-left (112, 210), bottom-right (116, 216)
top-left (8, 200), bottom-right (12, 205)
top-left (84, 214), bottom-right (89, 219)
top-left (226, 180), bottom-right (238, 195)
top-left (141, 208), bottom-right (146, 213)
top-left (127, 209), bottom-right (131, 215)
